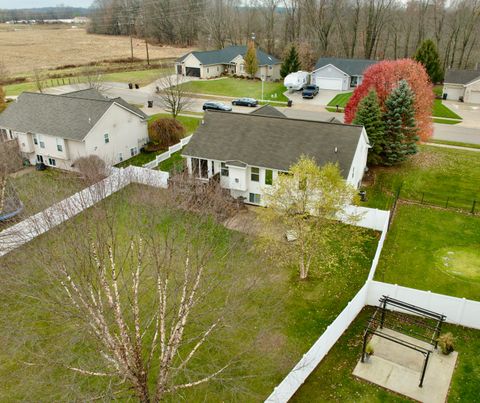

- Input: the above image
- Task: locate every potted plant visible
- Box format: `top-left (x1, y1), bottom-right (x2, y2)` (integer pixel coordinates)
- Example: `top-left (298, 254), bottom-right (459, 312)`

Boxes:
top-left (438, 332), bottom-right (455, 355)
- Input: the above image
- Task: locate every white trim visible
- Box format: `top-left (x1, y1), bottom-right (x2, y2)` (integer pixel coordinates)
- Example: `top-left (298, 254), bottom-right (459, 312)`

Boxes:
top-left (312, 63), bottom-right (349, 77)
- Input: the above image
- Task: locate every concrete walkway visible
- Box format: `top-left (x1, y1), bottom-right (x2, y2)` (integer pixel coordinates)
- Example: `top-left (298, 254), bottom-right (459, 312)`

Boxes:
top-left (425, 142), bottom-right (480, 152)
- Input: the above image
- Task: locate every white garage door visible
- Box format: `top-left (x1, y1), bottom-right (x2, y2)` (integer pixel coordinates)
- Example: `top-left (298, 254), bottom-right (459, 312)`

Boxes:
top-left (315, 76), bottom-right (343, 90)
top-left (469, 91), bottom-right (480, 104)
top-left (444, 86), bottom-right (464, 101)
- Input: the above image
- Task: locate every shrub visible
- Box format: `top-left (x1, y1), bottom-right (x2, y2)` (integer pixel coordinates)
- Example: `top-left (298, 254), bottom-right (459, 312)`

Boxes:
top-left (73, 155), bottom-right (108, 184)
top-left (438, 332), bottom-right (455, 355)
top-left (148, 118), bottom-right (185, 151)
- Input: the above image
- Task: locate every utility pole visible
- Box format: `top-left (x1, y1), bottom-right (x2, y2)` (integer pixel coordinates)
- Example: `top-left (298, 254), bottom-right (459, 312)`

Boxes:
top-left (142, 4), bottom-right (149, 66)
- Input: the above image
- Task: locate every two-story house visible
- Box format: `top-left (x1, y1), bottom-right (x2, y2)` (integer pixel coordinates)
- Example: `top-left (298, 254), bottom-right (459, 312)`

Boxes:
top-left (182, 109), bottom-right (370, 206)
top-left (175, 45), bottom-right (281, 81)
top-left (0, 89), bottom-right (148, 170)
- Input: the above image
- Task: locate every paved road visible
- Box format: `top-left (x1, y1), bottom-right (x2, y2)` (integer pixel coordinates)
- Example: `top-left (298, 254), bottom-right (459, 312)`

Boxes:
top-left (432, 124), bottom-right (480, 145)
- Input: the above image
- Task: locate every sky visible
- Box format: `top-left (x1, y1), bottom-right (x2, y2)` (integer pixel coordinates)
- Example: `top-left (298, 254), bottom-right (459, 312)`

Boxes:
top-left (0, 0), bottom-right (92, 9)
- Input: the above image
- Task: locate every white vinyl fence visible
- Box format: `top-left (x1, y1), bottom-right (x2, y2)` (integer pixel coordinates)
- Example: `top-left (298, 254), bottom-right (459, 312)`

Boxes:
top-left (341, 205), bottom-right (390, 232)
top-left (266, 284), bottom-right (369, 403)
top-left (0, 166), bottom-right (169, 257)
top-left (143, 134), bottom-right (192, 170)
top-left (367, 281), bottom-right (480, 330)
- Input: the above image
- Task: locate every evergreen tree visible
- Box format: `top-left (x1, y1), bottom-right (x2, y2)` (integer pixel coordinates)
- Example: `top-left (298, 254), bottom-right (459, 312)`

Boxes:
top-left (353, 90), bottom-right (384, 165)
top-left (280, 44), bottom-right (301, 78)
top-left (414, 39), bottom-right (444, 83)
top-left (382, 80), bottom-right (419, 165)
top-left (244, 40), bottom-right (259, 78)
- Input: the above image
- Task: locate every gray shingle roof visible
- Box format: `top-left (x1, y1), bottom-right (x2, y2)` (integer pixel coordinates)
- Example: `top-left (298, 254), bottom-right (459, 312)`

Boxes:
top-left (0, 90), bottom-right (147, 141)
top-left (250, 104), bottom-right (286, 118)
top-left (182, 111), bottom-right (364, 178)
top-left (313, 57), bottom-right (377, 76)
top-left (444, 69), bottom-right (480, 85)
top-left (176, 45), bottom-right (280, 66)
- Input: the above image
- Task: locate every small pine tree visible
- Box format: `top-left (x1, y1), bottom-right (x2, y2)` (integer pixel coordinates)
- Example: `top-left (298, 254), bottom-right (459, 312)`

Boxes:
top-left (382, 80), bottom-right (419, 165)
top-left (353, 90), bottom-right (384, 165)
top-left (280, 44), bottom-right (301, 78)
top-left (414, 39), bottom-right (444, 84)
top-left (244, 40), bottom-right (259, 78)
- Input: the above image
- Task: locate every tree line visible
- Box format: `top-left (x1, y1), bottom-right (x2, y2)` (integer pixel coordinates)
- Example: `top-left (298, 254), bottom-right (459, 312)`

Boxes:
top-left (88, 0), bottom-right (480, 71)
top-left (0, 7), bottom-right (90, 22)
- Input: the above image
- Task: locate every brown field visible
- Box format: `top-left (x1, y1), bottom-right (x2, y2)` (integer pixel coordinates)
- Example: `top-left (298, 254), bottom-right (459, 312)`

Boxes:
top-left (0, 24), bottom-right (195, 75)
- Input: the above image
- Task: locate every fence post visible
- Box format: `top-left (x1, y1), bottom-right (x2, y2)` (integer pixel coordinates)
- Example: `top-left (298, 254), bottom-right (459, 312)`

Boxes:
top-left (472, 200), bottom-right (476, 215)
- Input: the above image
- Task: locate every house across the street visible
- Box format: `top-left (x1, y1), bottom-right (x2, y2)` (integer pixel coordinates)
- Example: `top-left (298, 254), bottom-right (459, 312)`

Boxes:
top-left (443, 69), bottom-right (480, 104)
top-left (182, 110), bottom-right (370, 206)
top-left (311, 57), bottom-right (377, 91)
top-left (0, 89), bottom-right (148, 170)
top-left (175, 45), bottom-right (282, 81)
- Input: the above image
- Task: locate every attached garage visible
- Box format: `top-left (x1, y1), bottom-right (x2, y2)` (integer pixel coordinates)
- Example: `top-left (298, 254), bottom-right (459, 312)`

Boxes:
top-left (468, 91), bottom-right (480, 104)
top-left (315, 77), bottom-right (343, 91)
top-left (185, 67), bottom-right (201, 77)
top-left (443, 85), bottom-right (464, 101)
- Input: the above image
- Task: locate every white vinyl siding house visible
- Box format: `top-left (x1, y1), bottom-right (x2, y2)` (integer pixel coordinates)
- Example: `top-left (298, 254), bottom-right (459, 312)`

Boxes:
top-left (311, 58), bottom-right (377, 91)
top-left (0, 89), bottom-right (148, 170)
top-left (443, 69), bottom-right (480, 104)
top-left (176, 45), bottom-right (282, 81)
top-left (182, 110), bottom-right (370, 206)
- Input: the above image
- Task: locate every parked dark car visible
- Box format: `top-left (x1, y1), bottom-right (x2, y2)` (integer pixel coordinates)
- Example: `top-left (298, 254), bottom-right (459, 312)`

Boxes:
top-left (302, 85), bottom-right (319, 99)
top-left (232, 97), bottom-right (258, 107)
top-left (202, 101), bottom-right (233, 111)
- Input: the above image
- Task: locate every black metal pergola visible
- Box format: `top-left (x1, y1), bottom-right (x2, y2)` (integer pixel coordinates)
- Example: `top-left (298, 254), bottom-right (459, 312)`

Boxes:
top-left (362, 295), bottom-right (446, 387)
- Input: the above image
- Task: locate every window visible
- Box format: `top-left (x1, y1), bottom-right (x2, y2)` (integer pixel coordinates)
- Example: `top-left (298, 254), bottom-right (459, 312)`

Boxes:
top-left (207, 68), bottom-right (209, 73)
top-left (38, 135), bottom-right (45, 149)
top-left (249, 193), bottom-right (261, 204)
top-left (265, 169), bottom-right (273, 185)
top-left (48, 158), bottom-right (56, 166)
top-left (56, 138), bottom-right (63, 152)
top-left (104, 133), bottom-right (109, 144)
top-left (118, 153), bottom-right (123, 162)
top-left (211, 161), bottom-right (215, 175)
top-left (36, 155), bottom-right (44, 163)
top-left (221, 162), bottom-right (229, 177)
top-left (33, 134), bottom-right (38, 145)
top-left (269, 65), bottom-right (272, 70)
top-left (191, 158), bottom-right (208, 179)
top-left (217, 66), bottom-right (220, 72)
top-left (251, 167), bottom-right (259, 182)
top-left (130, 147), bottom-right (138, 157)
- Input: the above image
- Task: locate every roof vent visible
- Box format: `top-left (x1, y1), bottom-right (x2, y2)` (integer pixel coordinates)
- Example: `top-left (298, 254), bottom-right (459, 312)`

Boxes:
top-left (334, 147), bottom-right (338, 153)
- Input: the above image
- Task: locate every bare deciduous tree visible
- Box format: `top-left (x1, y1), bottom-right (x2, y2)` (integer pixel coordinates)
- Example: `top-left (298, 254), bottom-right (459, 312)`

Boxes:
top-left (155, 75), bottom-right (193, 119)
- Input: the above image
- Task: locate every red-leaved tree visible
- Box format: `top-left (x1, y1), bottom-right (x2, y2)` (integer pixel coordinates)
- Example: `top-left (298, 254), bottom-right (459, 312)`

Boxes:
top-left (345, 59), bottom-right (434, 141)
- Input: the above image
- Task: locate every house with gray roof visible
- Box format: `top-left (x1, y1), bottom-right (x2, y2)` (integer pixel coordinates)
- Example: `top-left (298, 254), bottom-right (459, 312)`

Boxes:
top-left (175, 45), bottom-right (281, 81)
top-left (311, 57), bottom-right (377, 91)
top-left (0, 89), bottom-right (148, 170)
top-left (182, 111), bottom-right (369, 206)
top-left (443, 69), bottom-right (480, 104)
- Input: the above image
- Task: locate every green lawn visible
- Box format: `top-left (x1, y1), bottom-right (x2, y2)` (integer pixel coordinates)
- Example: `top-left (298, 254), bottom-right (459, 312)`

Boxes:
top-left (156, 149), bottom-right (184, 173)
top-left (327, 92), bottom-right (353, 109)
top-left (433, 117), bottom-right (461, 124)
top-left (324, 92), bottom-right (462, 120)
top-left (179, 77), bottom-right (289, 103)
top-left (8, 168), bottom-right (84, 217)
top-left (361, 145), bottom-right (480, 211)
top-left (375, 204), bottom-right (480, 300)
top-left (429, 139), bottom-right (480, 150)
top-left (0, 184), bottom-right (377, 401)
top-left (4, 67), bottom-right (170, 96)
top-left (433, 99), bottom-right (462, 120)
top-left (292, 307), bottom-right (480, 402)
top-left (117, 114), bottom-right (200, 168)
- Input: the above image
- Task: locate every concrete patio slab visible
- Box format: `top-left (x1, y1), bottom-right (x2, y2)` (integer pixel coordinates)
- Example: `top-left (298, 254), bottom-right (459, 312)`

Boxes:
top-left (353, 328), bottom-right (458, 403)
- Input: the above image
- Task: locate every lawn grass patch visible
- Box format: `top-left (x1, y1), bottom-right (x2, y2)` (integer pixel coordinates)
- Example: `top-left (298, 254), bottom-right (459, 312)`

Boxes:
top-left (156, 149), bottom-right (184, 172)
top-left (292, 307), bottom-right (480, 402)
top-left (360, 145), bottom-right (480, 211)
top-left (428, 139), bottom-right (480, 150)
top-left (327, 92), bottom-right (353, 108)
top-left (433, 117), bottom-right (461, 124)
top-left (433, 99), bottom-right (462, 120)
top-left (179, 78), bottom-right (289, 102)
top-left (0, 184), bottom-right (377, 400)
top-left (147, 113), bottom-right (201, 134)
top-left (433, 85), bottom-right (443, 97)
top-left (375, 204), bottom-right (480, 300)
